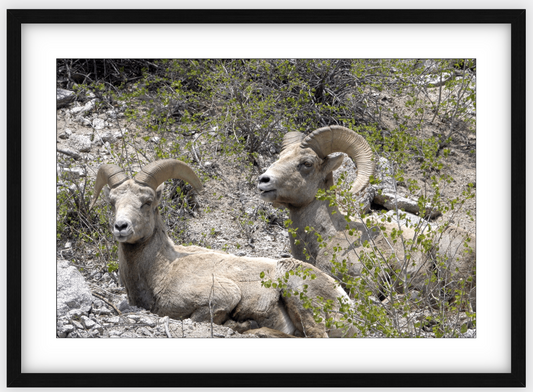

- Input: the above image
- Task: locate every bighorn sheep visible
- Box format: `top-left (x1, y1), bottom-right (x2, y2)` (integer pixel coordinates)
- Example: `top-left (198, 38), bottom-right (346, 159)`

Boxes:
top-left (90, 159), bottom-right (355, 337)
top-left (258, 126), bottom-right (476, 308)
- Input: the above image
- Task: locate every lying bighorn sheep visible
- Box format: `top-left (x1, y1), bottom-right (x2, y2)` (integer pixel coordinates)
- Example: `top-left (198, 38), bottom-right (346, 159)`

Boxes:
top-left (258, 126), bottom-right (476, 308)
top-left (90, 159), bottom-right (355, 337)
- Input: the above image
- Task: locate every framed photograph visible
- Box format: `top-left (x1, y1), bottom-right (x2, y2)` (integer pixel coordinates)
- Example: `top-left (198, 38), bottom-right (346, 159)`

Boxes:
top-left (7, 9), bottom-right (525, 388)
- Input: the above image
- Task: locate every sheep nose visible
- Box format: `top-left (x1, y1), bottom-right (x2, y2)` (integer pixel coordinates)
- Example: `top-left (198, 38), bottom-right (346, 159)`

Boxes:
top-left (114, 220), bottom-right (130, 232)
top-left (258, 174), bottom-right (271, 184)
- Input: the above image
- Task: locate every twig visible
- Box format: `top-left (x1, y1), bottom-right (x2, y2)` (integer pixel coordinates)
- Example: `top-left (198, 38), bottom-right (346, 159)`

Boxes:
top-left (209, 273), bottom-right (215, 338)
top-left (163, 316), bottom-right (172, 338)
top-left (91, 291), bottom-right (121, 315)
top-left (191, 130), bottom-right (207, 167)
top-left (300, 319), bottom-right (308, 338)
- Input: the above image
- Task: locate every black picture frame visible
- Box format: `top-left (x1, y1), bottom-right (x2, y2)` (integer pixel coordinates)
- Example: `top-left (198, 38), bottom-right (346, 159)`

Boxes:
top-left (7, 9), bottom-right (525, 388)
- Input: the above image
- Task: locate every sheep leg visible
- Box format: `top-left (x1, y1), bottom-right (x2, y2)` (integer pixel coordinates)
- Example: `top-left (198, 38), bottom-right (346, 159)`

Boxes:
top-left (280, 295), bottom-right (328, 338)
top-left (223, 319), bottom-right (259, 333)
top-left (189, 306), bottom-right (229, 325)
top-left (242, 327), bottom-right (298, 338)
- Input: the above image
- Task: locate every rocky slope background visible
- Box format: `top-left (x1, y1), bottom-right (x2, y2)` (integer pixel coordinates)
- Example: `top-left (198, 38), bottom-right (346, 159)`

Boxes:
top-left (56, 59), bottom-right (476, 338)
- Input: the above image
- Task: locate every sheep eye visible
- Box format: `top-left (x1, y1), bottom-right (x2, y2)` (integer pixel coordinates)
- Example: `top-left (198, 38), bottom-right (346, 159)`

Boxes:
top-left (303, 161), bottom-right (313, 168)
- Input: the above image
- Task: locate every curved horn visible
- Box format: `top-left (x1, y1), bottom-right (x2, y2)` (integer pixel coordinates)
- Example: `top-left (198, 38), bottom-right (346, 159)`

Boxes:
top-left (134, 159), bottom-right (203, 192)
top-left (281, 131), bottom-right (306, 152)
top-left (90, 164), bottom-right (129, 209)
top-left (301, 125), bottom-right (375, 195)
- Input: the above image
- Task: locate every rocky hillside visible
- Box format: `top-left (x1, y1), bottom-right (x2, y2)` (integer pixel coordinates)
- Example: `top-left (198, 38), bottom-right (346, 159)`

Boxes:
top-left (56, 59), bottom-right (476, 338)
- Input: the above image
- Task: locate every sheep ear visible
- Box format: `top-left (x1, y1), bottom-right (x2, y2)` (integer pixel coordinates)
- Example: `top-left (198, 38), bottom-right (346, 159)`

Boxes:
top-left (102, 186), bottom-right (111, 201)
top-left (321, 154), bottom-right (344, 175)
top-left (155, 183), bottom-right (165, 202)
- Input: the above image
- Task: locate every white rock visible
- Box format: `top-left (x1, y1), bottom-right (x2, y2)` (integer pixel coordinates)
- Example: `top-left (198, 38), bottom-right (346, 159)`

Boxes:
top-left (57, 89), bottom-right (75, 108)
top-left (81, 316), bottom-right (96, 329)
top-left (92, 118), bottom-right (106, 130)
top-left (61, 167), bottom-right (86, 180)
top-left (373, 191), bottom-right (442, 219)
top-left (381, 210), bottom-right (434, 230)
top-left (114, 129), bottom-right (127, 139)
top-left (70, 99), bottom-right (96, 115)
top-left (68, 134), bottom-right (92, 152)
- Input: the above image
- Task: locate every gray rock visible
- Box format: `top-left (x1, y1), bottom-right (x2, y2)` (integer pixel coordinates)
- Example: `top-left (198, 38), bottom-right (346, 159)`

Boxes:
top-left (139, 316), bottom-right (157, 328)
top-left (138, 327), bottom-right (153, 337)
top-left (57, 324), bottom-right (75, 338)
top-left (57, 89), bottom-right (75, 108)
top-left (81, 316), bottom-right (96, 329)
top-left (127, 315), bottom-right (141, 322)
top-left (68, 134), bottom-right (92, 153)
top-left (93, 299), bottom-right (104, 308)
top-left (57, 260), bottom-right (93, 317)
top-left (102, 132), bottom-right (116, 143)
top-left (460, 329), bottom-right (477, 338)
top-left (118, 299), bottom-right (131, 312)
top-left (58, 129), bottom-right (72, 139)
top-left (120, 331), bottom-right (139, 338)
top-left (76, 116), bottom-right (92, 127)
top-left (373, 156), bottom-right (396, 191)
top-left (71, 320), bottom-right (83, 330)
top-left (373, 191), bottom-right (442, 219)
top-left (57, 148), bottom-right (81, 160)
top-left (93, 132), bottom-right (117, 146)
top-left (93, 308), bottom-right (112, 316)
top-left (67, 309), bottom-right (84, 319)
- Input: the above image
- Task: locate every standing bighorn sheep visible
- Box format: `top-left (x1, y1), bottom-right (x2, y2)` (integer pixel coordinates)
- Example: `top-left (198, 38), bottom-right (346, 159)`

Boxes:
top-left (258, 126), bottom-right (476, 308)
top-left (91, 159), bottom-right (356, 337)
